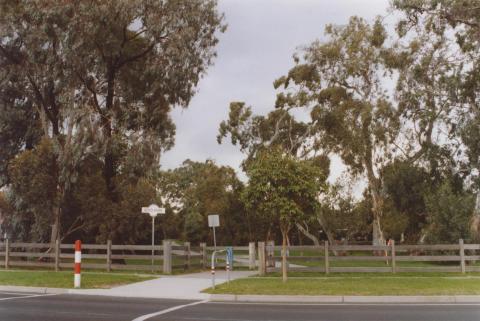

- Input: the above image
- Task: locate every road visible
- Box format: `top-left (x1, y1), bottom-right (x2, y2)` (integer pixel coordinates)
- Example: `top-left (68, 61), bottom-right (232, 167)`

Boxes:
top-left (1, 291), bottom-right (479, 321)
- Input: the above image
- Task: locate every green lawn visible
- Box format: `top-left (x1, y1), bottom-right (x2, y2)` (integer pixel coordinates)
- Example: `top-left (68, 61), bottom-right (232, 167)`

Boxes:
top-left (206, 273), bottom-right (480, 296)
top-left (0, 270), bottom-right (155, 289)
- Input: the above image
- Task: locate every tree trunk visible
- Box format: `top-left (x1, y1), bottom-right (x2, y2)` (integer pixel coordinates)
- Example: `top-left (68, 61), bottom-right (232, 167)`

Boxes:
top-left (370, 186), bottom-right (385, 246)
top-left (295, 222), bottom-right (320, 246)
top-left (281, 231), bottom-right (287, 283)
top-left (471, 191), bottom-right (480, 241)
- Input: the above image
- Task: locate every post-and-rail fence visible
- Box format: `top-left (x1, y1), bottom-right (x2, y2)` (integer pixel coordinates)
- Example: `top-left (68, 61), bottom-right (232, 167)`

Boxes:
top-left (0, 239), bottom-right (207, 274)
top-left (257, 239), bottom-right (480, 275)
top-left (1, 239), bottom-right (478, 275)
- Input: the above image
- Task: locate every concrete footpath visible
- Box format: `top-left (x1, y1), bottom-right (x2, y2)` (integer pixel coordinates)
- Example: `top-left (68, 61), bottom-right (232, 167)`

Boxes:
top-left (69, 270), bottom-right (255, 300)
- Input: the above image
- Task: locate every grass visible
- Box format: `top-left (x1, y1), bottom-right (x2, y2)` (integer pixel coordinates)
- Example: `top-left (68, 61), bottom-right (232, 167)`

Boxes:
top-left (205, 273), bottom-right (480, 296)
top-left (0, 270), bottom-right (156, 289)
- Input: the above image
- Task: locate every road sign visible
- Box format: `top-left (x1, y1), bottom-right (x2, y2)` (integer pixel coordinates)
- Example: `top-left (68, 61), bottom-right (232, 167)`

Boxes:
top-left (208, 214), bottom-right (220, 227)
top-left (142, 204), bottom-right (165, 218)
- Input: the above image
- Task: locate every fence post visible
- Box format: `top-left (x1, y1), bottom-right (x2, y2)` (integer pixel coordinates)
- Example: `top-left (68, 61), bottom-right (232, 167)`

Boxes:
top-left (5, 238), bottom-right (9, 269)
top-left (184, 241), bottom-right (191, 270)
top-left (267, 240), bottom-right (275, 268)
top-left (200, 242), bottom-right (207, 269)
top-left (324, 240), bottom-right (329, 274)
top-left (391, 240), bottom-right (396, 274)
top-left (460, 239), bottom-right (466, 274)
top-left (248, 242), bottom-right (256, 270)
top-left (107, 240), bottom-right (112, 272)
top-left (163, 240), bottom-right (172, 274)
top-left (258, 241), bottom-right (266, 276)
top-left (54, 239), bottom-right (60, 272)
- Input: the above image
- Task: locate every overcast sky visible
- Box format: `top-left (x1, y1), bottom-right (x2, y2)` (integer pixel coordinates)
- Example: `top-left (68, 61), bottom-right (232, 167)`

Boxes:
top-left (160, 0), bottom-right (391, 188)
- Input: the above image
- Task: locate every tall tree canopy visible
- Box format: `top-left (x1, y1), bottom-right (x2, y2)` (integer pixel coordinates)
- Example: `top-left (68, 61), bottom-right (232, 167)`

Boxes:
top-left (0, 0), bottom-right (225, 243)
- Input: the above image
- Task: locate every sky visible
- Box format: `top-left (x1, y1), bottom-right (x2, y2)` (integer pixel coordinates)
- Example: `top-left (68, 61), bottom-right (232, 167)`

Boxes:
top-left (160, 0), bottom-right (391, 189)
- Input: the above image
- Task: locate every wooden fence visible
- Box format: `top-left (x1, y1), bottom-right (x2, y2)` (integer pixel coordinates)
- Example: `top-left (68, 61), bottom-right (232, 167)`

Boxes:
top-left (258, 239), bottom-right (480, 275)
top-left (0, 239), bottom-right (206, 274)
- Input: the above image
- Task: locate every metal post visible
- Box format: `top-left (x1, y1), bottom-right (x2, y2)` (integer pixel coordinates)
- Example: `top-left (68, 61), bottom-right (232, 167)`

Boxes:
top-left (213, 226), bottom-right (217, 252)
top-left (211, 251), bottom-right (216, 289)
top-left (151, 216), bottom-right (155, 273)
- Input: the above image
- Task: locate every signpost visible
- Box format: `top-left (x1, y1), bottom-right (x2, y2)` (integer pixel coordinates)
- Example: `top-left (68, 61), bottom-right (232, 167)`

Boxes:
top-left (142, 204), bottom-right (165, 272)
top-left (208, 214), bottom-right (220, 252)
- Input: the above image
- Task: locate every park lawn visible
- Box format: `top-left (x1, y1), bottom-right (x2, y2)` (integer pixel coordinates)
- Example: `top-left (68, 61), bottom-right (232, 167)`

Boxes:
top-left (0, 270), bottom-right (155, 289)
top-left (206, 274), bottom-right (480, 296)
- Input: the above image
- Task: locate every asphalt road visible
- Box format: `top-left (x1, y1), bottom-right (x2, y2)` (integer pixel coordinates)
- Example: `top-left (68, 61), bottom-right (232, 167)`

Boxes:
top-left (1, 291), bottom-right (479, 321)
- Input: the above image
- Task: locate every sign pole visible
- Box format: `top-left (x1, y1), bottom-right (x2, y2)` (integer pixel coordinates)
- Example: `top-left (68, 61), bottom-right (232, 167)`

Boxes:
top-left (142, 204), bottom-right (165, 274)
top-left (213, 226), bottom-right (217, 252)
top-left (151, 216), bottom-right (155, 273)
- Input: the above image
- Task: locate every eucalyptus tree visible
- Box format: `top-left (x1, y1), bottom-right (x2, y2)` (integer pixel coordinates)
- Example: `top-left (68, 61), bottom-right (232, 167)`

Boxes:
top-left (0, 1), bottom-right (98, 244)
top-left (67, 0), bottom-right (226, 200)
top-left (0, 0), bottom-right (225, 242)
top-left (393, 0), bottom-right (480, 239)
top-left (268, 17), bottom-right (402, 246)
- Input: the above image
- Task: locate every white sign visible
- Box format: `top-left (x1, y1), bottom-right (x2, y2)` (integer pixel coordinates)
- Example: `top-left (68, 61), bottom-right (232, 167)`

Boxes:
top-left (142, 204), bottom-right (166, 218)
top-left (208, 214), bottom-right (220, 227)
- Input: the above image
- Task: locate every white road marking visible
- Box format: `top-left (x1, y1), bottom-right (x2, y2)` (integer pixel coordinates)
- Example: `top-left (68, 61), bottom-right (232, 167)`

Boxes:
top-left (0, 293), bottom-right (58, 301)
top-left (132, 300), bottom-right (208, 321)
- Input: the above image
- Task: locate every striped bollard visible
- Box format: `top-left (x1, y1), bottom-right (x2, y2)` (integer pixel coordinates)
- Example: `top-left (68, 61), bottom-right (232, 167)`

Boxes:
top-left (74, 240), bottom-right (82, 288)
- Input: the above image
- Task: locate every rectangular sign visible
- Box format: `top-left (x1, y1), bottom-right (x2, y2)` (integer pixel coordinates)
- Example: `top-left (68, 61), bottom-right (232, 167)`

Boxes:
top-left (208, 214), bottom-right (220, 227)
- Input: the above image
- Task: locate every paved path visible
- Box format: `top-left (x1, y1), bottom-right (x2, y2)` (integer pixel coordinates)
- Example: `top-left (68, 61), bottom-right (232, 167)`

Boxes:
top-left (70, 270), bottom-right (255, 300)
top-left (1, 292), bottom-right (480, 321)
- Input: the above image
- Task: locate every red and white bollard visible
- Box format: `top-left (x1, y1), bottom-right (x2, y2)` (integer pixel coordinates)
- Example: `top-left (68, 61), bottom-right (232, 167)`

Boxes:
top-left (74, 240), bottom-right (82, 288)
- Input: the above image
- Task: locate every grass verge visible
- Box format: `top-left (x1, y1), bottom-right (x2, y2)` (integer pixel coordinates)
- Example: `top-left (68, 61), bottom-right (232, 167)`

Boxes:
top-left (0, 270), bottom-right (155, 289)
top-left (205, 273), bottom-right (480, 296)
